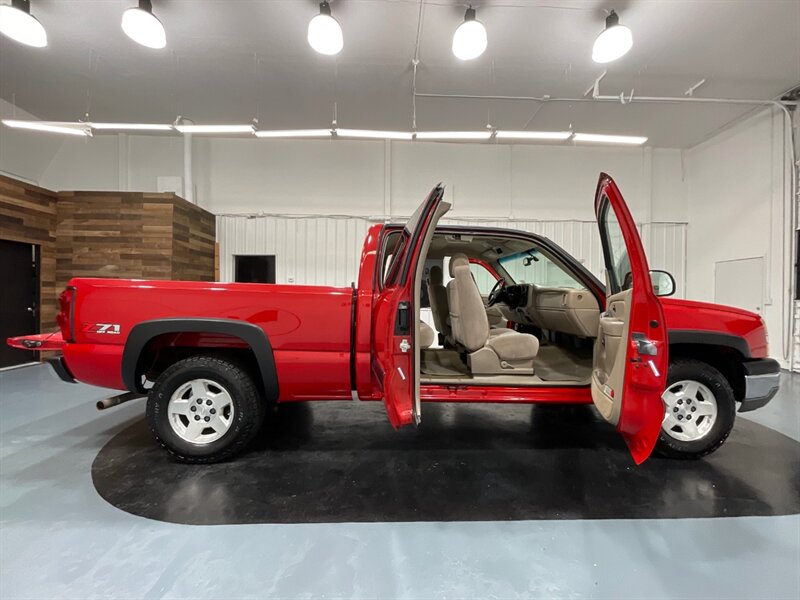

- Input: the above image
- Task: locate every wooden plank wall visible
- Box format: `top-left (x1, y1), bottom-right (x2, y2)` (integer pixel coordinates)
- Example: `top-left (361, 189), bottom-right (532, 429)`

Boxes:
top-left (56, 192), bottom-right (174, 289)
top-left (172, 196), bottom-right (216, 282)
top-left (1, 175), bottom-right (216, 355)
top-left (56, 191), bottom-right (216, 290)
top-left (0, 175), bottom-right (58, 333)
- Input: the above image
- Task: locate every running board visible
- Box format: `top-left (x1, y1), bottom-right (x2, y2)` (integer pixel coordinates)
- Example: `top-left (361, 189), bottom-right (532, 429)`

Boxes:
top-left (97, 392), bottom-right (145, 411)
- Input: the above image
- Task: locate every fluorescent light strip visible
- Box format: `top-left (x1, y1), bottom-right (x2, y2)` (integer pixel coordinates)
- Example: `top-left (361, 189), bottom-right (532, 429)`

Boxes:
top-left (495, 130), bottom-right (572, 140)
top-left (415, 131), bottom-right (492, 140)
top-left (90, 123), bottom-right (173, 131)
top-left (254, 129), bottom-right (333, 138)
top-left (335, 128), bottom-right (413, 140)
top-left (573, 133), bottom-right (647, 145)
top-left (174, 124), bottom-right (254, 134)
top-left (2, 119), bottom-right (90, 136)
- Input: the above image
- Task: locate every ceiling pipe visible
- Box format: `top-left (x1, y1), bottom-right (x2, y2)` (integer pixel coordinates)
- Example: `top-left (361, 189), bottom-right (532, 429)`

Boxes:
top-left (177, 117), bottom-right (194, 203)
top-left (414, 91), bottom-right (797, 107)
top-left (183, 131), bottom-right (193, 203)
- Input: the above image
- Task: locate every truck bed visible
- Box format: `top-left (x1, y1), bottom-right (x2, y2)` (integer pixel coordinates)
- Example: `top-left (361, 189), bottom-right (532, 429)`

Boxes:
top-left (56, 278), bottom-right (355, 399)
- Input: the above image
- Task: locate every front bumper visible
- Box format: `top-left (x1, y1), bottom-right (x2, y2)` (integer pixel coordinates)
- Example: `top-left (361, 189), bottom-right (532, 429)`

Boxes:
top-left (739, 358), bottom-right (781, 413)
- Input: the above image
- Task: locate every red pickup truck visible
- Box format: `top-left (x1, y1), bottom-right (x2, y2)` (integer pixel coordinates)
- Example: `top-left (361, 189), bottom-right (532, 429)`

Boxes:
top-left (9, 174), bottom-right (780, 465)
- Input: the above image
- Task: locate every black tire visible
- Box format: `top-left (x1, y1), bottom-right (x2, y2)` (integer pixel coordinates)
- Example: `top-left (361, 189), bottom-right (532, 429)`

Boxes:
top-left (655, 358), bottom-right (736, 459)
top-left (146, 355), bottom-right (266, 464)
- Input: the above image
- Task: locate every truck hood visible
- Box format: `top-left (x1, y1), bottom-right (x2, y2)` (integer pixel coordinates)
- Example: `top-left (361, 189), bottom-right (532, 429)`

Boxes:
top-left (659, 297), bottom-right (768, 358)
top-left (659, 297), bottom-right (761, 320)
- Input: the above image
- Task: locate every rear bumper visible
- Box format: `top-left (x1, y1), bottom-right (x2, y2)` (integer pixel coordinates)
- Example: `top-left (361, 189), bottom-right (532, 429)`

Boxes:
top-left (47, 356), bottom-right (77, 384)
top-left (739, 358), bottom-right (781, 413)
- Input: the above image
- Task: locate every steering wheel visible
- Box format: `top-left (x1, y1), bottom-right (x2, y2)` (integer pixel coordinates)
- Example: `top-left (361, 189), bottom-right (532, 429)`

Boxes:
top-left (487, 277), bottom-right (506, 306)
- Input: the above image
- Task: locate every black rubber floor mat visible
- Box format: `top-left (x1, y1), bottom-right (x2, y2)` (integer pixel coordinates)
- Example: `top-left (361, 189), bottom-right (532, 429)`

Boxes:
top-left (92, 402), bottom-right (800, 525)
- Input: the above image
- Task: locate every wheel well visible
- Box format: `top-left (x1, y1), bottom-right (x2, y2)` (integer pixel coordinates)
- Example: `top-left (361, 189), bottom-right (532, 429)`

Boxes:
top-left (122, 319), bottom-right (280, 400)
top-left (668, 343), bottom-right (745, 401)
top-left (136, 334), bottom-right (264, 395)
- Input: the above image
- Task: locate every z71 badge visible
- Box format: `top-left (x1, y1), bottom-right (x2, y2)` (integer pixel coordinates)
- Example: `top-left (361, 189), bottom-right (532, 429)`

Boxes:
top-left (82, 323), bottom-right (121, 335)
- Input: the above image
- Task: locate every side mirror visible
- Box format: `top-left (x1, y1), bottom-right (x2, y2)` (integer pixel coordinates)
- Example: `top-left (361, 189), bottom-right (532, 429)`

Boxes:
top-left (650, 270), bottom-right (676, 297)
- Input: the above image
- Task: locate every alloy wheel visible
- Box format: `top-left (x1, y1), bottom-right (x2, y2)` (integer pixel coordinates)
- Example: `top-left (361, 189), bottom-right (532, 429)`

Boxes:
top-left (661, 379), bottom-right (718, 442)
top-left (167, 378), bottom-right (235, 444)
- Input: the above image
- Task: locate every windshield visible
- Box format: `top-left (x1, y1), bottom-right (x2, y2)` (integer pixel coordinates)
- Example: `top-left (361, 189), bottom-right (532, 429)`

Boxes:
top-left (499, 248), bottom-right (586, 290)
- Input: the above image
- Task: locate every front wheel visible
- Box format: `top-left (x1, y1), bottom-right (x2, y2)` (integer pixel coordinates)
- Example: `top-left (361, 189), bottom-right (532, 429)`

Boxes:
top-left (146, 355), bottom-right (266, 464)
top-left (655, 358), bottom-right (736, 459)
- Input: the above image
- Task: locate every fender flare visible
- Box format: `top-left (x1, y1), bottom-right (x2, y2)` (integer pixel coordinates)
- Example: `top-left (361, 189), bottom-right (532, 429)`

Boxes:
top-left (121, 318), bottom-right (279, 400)
top-left (667, 330), bottom-right (751, 358)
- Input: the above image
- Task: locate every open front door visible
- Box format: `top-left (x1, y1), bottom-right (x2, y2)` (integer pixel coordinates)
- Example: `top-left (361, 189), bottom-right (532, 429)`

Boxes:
top-left (592, 173), bottom-right (668, 464)
top-left (372, 185), bottom-right (450, 428)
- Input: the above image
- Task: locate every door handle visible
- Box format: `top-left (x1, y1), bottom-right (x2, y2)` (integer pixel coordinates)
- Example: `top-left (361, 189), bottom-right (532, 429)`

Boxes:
top-left (395, 302), bottom-right (411, 334)
top-left (399, 339), bottom-right (411, 353)
top-left (632, 332), bottom-right (657, 356)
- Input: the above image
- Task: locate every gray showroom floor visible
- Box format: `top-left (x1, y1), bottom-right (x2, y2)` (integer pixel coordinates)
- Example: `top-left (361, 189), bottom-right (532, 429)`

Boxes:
top-left (1, 364), bottom-right (798, 600)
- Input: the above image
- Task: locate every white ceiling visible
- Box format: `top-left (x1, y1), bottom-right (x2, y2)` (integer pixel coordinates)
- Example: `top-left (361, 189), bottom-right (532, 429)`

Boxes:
top-left (1, 0), bottom-right (798, 148)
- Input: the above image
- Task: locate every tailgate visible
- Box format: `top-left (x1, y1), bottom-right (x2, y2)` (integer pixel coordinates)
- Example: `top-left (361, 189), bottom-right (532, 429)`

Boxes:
top-left (7, 332), bottom-right (66, 352)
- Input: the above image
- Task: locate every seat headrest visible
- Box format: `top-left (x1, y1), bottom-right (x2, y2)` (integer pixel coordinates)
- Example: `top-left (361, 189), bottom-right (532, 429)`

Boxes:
top-left (429, 265), bottom-right (443, 286)
top-left (449, 253), bottom-right (469, 278)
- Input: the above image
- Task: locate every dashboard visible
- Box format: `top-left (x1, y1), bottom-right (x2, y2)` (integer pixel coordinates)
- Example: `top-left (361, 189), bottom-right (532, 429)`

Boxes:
top-left (497, 284), bottom-right (600, 338)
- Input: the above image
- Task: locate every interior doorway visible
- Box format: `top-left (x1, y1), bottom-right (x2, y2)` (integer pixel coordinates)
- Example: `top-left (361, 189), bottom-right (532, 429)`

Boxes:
top-left (234, 255), bottom-right (276, 284)
top-left (0, 239), bottom-right (39, 368)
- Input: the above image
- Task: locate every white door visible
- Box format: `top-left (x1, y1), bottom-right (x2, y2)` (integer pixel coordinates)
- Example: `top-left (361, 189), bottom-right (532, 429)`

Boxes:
top-left (714, 257), bottom-right (764, 315)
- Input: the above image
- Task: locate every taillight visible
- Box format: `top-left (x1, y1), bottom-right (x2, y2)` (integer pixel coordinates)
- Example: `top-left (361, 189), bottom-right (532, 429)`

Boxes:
top-left (57, 287), bottom-right (76, 342)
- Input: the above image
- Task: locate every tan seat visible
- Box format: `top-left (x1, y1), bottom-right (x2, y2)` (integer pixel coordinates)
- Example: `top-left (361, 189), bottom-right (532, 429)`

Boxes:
top-left (419, 320), bottom-right (435, 349)
top-left (446, 253), bottom-right (539, 375)
top-left (427, 265), bottom-right (452, 345)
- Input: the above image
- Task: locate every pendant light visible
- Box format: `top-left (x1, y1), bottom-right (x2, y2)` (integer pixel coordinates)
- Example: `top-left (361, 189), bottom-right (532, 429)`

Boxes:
top-left (0, 0), bottom-right (47, 47)
top-left (452, 7), bottom-right (487, 61)
top-left (121, 0), bottom-right (166, 49)
top-left (592, 9), bottom-right (632, 63)
top-left (308, 1), bottom-right (343, 56)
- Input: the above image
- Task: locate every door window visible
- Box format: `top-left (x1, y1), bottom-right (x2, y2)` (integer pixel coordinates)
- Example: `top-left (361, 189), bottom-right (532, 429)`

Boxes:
top-left (378, 230), bottom-right (405, 288)
top-left (600, 200), bottom-right (631, 294)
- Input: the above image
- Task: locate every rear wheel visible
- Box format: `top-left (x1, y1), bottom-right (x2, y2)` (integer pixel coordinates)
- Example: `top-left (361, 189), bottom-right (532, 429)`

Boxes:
top-left (146, 355), bottom-right (265, 463)
top-left (655, 358), bottom-right (736, 459)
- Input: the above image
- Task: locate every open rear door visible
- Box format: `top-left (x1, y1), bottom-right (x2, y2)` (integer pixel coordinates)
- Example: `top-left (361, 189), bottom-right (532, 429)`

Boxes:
top-left (592, 173), bottom-right (668, 464)
top-left (372, 185), bottom-right (450, 428)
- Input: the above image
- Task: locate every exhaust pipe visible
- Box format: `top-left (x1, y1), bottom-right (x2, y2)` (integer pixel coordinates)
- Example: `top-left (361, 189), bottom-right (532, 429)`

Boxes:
top-left (97, 391), bottom-right (144, 411)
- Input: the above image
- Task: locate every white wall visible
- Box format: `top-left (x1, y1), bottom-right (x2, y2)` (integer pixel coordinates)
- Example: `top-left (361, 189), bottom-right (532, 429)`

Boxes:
top-left (30, 132), bottom-right (691, 291)
top-left (33, 133), bottom-right (688, 224)
top-left (217, 214), bottom-right (687, 298)
top-left (0, 100), bottom-right (64, 185)
top-left (685, 108), bottom-right (795, 367)
top-left (6, 106), bottom-right (794, 368)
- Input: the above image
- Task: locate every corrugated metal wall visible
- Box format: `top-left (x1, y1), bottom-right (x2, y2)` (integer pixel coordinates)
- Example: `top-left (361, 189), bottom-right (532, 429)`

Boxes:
top-left (793, 301), bottom-right (800, 373)
top-left (217, 215), bottom-right (687, 296)
top-left (218, 216), bottom-right (373, 286)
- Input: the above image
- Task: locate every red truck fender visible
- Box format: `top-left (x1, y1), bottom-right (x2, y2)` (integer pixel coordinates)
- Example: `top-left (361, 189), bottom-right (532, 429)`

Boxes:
top-left (667, 330), bottom-right (753, 358)
top-left (121, 318), bottom-right (279, 400)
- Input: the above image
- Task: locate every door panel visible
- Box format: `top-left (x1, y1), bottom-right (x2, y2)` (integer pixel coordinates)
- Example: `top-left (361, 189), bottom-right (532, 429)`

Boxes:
top-left (0, 239), bottom-right (38, 368)
top-left (372, 186), bottom-right (450, 428)
top-left (592, 174), bottom-right (668, 464)
top-left (592, 289), bottom-right (632, 423)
